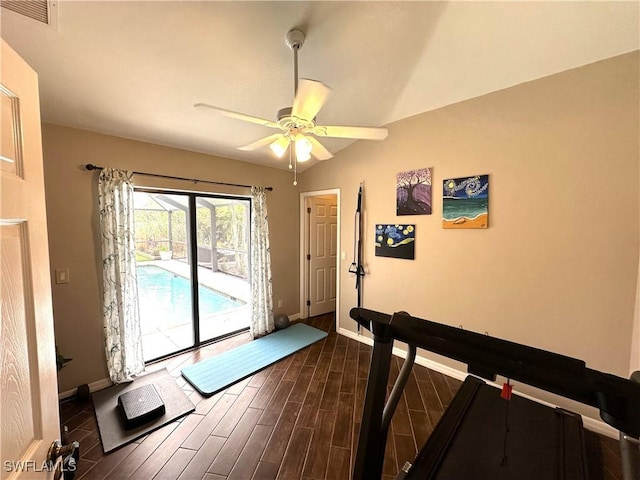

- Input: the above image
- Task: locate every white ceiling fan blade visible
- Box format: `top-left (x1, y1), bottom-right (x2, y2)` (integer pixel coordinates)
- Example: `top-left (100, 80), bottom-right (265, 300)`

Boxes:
top-left (313, 124), bottom-right (388, 140)
top-left (291, 79), bottom-right (331, 120)
top-left (238, 133), bottom-right (285, 151)
top-left (194, 103), bottom-right (280, 129)
top-left (308, 137), bottom-right (333, 161)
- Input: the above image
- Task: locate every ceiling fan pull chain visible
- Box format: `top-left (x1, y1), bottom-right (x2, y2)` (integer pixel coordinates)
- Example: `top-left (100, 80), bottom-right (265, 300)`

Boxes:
top-left (288, 139), bottom-right (293, 170)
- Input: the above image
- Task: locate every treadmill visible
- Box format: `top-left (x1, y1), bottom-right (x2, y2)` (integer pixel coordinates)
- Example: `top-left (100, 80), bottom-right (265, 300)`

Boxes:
top-left (350, 308), bottom-right (640, 480)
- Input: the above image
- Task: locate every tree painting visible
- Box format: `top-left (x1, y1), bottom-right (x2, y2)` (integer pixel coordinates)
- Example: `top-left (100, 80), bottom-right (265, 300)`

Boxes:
top-left (397, 168), bottom-right (432, 215)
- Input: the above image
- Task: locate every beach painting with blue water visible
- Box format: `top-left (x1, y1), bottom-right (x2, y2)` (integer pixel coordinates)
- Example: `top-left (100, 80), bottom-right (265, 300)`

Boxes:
top-left (443, 175), bottom-right (489, 229)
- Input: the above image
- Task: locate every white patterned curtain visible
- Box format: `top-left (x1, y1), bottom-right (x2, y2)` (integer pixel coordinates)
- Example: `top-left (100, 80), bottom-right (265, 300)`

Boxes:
top-left (250, 186), bottom-right (274, 338)
top-left (98, 168), bottom-right (144, 383)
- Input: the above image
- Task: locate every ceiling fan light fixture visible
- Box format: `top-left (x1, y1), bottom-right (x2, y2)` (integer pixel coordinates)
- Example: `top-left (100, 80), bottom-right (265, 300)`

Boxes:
top-left (195, 27), bottom-right (388, 168)
top-left (295, 134), bottom-right (312, 162)
top-left (269, 136), bottom-right (290, 158)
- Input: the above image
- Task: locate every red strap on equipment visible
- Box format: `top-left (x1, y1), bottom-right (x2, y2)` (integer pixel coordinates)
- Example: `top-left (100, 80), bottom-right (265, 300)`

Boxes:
top-left (501, 379), bottom-right (513, 400)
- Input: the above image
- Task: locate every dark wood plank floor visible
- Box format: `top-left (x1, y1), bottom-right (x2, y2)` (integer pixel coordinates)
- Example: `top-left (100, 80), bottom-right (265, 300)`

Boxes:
top-left (60, 313), bottom-right (624, 480)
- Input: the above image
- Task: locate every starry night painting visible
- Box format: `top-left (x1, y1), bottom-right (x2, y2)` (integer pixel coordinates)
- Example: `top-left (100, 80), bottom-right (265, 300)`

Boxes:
top-left (375, 224), bottom-right (415, 260)
top-left (442, 175), bottom-right (489, 229)
top-left (397, 168), bottom-right (432, 215)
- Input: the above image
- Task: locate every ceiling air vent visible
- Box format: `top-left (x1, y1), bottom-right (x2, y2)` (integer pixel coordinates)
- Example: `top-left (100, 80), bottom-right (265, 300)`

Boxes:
top-left (1, 0), bottom-right (50, 25)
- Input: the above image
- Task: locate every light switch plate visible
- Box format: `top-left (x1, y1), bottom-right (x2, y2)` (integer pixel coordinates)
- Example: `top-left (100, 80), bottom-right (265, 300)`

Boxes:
top-left (55, 268), bottom-right (69, 284)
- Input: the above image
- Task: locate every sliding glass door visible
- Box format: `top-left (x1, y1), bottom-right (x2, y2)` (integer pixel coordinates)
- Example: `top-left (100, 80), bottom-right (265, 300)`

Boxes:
top-left (133, 190), bottom-right (250, 361)
top-left (195, 196), bottom-right (250, 342)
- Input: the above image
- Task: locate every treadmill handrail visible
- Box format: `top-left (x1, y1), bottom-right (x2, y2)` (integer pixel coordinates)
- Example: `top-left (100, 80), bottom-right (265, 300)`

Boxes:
top-left (350, 307), bottom-right (640, 437)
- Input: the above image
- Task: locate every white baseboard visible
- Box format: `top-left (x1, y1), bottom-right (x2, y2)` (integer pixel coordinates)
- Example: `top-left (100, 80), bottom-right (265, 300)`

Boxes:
top-left (58, 377), bottom-right (112, 401)
top-left (290, 312), bottom-right (301, 321)
top-left (338, 327), bottom-right (619, 440)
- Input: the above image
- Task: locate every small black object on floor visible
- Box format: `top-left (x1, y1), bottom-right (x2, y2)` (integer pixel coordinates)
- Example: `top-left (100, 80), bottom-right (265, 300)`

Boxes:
top-left (92, 368), bottom-right (194, 453)
top-left (117, 384), bottom-right (166, 430)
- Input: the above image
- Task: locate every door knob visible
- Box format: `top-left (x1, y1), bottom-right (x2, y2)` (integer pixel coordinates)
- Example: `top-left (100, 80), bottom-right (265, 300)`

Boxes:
top-left (47, 440), bottom-right (79, 480)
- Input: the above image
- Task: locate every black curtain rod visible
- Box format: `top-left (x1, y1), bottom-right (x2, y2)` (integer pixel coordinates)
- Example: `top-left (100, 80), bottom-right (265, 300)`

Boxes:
top-left (84, 164), bottom-right (273, 191)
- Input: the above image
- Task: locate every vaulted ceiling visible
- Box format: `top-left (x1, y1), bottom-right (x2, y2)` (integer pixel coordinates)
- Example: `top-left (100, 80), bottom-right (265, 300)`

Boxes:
top-left (2, 1), bottom-right (638, 171)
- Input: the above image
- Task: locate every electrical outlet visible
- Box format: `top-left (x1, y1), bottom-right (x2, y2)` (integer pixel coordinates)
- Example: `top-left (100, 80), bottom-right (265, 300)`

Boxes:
top-left (277, 299), bottom-right (283, 308)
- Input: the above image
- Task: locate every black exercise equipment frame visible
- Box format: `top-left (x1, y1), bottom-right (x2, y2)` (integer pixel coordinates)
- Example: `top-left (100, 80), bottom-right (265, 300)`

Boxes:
top-left (348, 184), bottom-right (365, 316)
top-left (350, 307), bottom-right (640, 480)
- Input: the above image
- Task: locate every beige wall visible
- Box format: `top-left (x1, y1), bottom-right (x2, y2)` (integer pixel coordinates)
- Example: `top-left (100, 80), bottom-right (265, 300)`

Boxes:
top-left (299, 52), bottom-right (640, 420)
top-left (42, 124), bottom-right (300, 392)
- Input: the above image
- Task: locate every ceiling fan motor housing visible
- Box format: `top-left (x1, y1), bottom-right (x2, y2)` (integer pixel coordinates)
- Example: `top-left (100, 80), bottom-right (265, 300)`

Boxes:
top-left (285, 29), bottom-right (305, 50)
top-left (276, 106), bottom-right (315, 132)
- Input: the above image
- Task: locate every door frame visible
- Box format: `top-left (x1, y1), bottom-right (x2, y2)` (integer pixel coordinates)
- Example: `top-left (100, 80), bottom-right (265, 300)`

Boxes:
top-left (299, 189), bottom-right (340, 331)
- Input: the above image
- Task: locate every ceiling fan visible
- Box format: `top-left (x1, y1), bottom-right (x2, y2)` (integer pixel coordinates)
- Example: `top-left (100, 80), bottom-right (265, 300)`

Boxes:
top-left (195, 28), bottom-right (388, 181)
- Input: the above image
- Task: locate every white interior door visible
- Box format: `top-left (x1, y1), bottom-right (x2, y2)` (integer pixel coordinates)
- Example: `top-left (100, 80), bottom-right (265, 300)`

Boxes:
top-left (307, 196), bottom-right (337, 317)
top-left (1, 39), bottom-right (60, 479)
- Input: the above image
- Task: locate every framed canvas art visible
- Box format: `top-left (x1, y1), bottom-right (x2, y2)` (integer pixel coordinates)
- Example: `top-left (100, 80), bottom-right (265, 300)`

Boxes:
top-left (443, 175), bottom-right (489, 229)
top-left (375, 224), bottom-right (415, 259)
top-left (397, 168), bottom-right (432, 215)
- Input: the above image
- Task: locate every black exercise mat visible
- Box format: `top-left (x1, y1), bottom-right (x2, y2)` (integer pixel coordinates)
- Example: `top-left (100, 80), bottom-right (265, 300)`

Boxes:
top-left (92, 368), bottom-right (194, 453)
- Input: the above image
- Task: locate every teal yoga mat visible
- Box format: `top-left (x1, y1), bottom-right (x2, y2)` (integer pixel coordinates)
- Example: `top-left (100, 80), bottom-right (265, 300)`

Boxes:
top-left (181, 323), bottom-right (328, 396)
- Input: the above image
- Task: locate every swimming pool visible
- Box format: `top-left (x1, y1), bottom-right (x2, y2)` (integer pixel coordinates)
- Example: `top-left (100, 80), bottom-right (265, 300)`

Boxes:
top-left (136, 264), bottom-right (244, 330)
